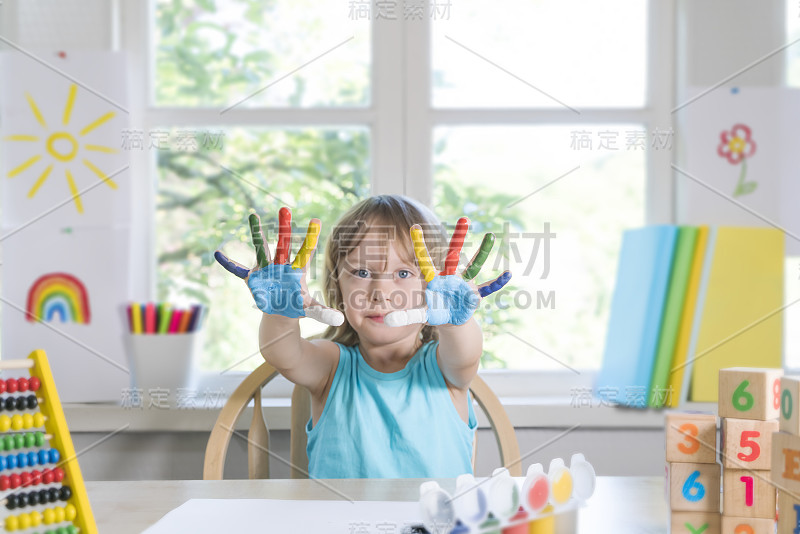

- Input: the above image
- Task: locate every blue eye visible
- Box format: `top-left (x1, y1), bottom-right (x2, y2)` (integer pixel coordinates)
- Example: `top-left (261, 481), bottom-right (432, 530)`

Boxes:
top-left (355, 269), bottom-right (370, 279)
top-left (397, 270), bottom-right (412, 279)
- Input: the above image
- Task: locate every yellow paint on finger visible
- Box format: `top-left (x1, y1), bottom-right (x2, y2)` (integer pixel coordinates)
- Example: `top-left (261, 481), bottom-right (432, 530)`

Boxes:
top-left (292, 220), bottom-right (321, 269)
top-left (411, 227), bottom-right (436, 283)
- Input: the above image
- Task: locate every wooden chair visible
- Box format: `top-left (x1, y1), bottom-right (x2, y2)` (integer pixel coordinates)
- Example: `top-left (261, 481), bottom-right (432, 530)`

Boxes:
top-left (203, 361), bottom-right (522, 479)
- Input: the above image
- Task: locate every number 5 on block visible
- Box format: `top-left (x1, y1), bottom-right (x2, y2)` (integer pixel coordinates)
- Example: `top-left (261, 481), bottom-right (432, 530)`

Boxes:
top-left (665, 414), bottom-right (717, 464)
top-left (719, 418), bottom-right (777, 470)
top-left (719, 368), bottom-right (783, 421)
top-left (668, 463), bottom-right (720, 512)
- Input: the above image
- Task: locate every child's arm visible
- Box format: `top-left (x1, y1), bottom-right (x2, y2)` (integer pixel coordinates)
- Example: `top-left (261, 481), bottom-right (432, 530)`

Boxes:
top-left (215, 208), bottom-right (343, 397)
top-left (436, 317), bottom-right (483, 389)
top-left (258, 314), bottom-right (339, 396)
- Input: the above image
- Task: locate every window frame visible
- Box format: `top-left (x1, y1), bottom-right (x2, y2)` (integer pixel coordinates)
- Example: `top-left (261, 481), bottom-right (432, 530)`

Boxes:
top-left (120, 0), bottom-right (676, 398)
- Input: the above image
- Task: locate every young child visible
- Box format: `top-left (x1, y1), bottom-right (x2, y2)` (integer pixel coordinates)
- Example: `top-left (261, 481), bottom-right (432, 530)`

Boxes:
top-left (214, 195), bottom-right (510, 478)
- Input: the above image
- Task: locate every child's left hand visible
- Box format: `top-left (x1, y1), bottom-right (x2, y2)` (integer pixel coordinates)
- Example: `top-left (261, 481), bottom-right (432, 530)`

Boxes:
top-left (385, 217), bottom-right (511, 327)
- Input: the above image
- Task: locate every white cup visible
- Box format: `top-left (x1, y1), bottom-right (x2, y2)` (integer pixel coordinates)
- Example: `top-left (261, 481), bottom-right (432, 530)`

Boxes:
top-left (125, 331), bottom-right (203, 396)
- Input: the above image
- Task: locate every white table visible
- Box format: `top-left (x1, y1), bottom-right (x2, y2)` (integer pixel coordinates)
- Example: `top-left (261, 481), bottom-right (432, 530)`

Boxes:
top-left (86, 476), bottom-right (668, 533)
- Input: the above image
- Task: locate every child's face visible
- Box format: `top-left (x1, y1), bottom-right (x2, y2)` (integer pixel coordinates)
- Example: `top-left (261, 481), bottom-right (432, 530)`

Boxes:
top-left (337, 230), bottom-right (426, 346)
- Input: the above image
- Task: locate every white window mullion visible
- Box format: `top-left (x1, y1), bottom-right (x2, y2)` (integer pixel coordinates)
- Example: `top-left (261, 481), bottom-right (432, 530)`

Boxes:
top-left (647, 0), bottom-right (677, 224)
top-left (119, 0), bottom-right (156, 301)
top-left (404, 11), bottom-right (433, 206)
top-left (371, 17), bottom-right (406, 196)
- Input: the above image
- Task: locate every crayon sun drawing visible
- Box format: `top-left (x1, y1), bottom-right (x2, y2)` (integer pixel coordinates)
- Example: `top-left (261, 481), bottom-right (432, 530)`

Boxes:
top-left (4, 83), bottom-right (119, 214)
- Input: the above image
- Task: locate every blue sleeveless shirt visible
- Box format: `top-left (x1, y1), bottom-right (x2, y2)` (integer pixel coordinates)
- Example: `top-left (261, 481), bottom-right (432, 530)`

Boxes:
top-left (306, 340), bottom-right (477, 479)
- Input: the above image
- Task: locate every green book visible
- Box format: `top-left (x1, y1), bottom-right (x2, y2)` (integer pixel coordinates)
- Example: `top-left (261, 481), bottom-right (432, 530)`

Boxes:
top-left (648, 226), bottom-right (699, 408)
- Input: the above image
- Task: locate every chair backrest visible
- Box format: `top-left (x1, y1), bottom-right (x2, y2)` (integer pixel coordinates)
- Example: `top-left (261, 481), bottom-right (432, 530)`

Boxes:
top-left (203, 361), bottom-right (521, 479)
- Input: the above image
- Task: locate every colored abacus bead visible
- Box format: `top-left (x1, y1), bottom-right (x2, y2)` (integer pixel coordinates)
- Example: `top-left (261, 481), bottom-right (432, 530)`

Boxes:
top-left (0, 415), bottom-right (11, 432)
top-left (27, 451), bottom-right (37, 466)
top-left (6, 378), bottom-right (18, 393)
top-left (29, 510), bottom-right (41, 527)
top-left (30, 469), bottom-right (41, 485)
top-left (13, 434), bottom-right (24, 450)
top-left (17, 378), bottom-right (28, 392)
top-left (20, 471), bottom-right (31, 487)
top-left (14, 397), bottom-right (26, 411)
top-left (54, 505), bottom-right (66, 522)
top-left (27, 395), bottom-right (38, 409)
top-left (28, 377), bottom-right (40, 391)
top-left (0, 380), bottom-right (7, 394)
top-left (53, 467), bottom-right (64, 482)
top-left (64, 503), bottom-right (77, 521)
top-left (34, 431), bottom-right (45, 447)
top-left (59, 486), bottom-right (72, 501)
top-left (10, 473), bottom-right (21, 489)
top-left (22, 413), bottom-right (33, 429)
top-left (6, 494), bottom-right (17, 509)
top-left (33, 412), bottom-right (45, 427)
top-left (18, 513), bottom-right (30, 530)
top-left (42, 469), bottom-right (54, 484)
top-left (11, 414), bottom-right (23, 430)
top-left (48, 487), bottom-right (59, 503)
top-left (49, 448), bottom-right (60, 463)
top-left (17, 452), bottom-right (27, 468)
top-left (5, 515), bottom-right (18, 531)
top-left (27, 489), bottom-right (39, 505)
top-left (7, 454), bottom-right (17, 469)
top-left (38, 489), bottom-right (48, 504)
top-left (4, 398), bottom-right (14, 411)
top-left (43, 506), bottom-right (55, 524)
top-left (0, 475), bottom-right (10, 490)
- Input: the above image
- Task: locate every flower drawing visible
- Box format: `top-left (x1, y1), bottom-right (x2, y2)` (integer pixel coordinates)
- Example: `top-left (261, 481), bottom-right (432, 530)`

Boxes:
top-left (717, 123), bottom-right (757, 197)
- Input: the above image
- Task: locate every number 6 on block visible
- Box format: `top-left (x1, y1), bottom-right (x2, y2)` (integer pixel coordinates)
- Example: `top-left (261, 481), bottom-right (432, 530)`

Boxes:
top-left (719, 367), bottom-right (783, 421)
top-left (668, 463), bottom-right (720, 513)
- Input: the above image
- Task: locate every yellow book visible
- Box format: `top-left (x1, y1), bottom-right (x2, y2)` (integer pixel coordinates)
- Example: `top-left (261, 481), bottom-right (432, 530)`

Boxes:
top-left (689, 227), bottom-right (784, 403)
top-left (666, 226), bottom-right (709, 408)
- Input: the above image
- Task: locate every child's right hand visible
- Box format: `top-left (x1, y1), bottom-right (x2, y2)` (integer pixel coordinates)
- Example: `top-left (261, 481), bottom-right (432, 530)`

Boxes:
top-left (213, 207), bottom-right (344, 327)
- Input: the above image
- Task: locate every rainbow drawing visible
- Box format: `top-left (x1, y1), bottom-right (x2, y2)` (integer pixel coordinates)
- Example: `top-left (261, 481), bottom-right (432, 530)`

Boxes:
top-left (26, 273), bottom-right (91, 324)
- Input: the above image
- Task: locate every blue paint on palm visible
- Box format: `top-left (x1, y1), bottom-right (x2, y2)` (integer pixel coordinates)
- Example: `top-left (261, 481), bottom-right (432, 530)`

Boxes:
top-left (425, 275), bottom-right (480, 326)
top-left (247, 263), bottom-right (305, 318)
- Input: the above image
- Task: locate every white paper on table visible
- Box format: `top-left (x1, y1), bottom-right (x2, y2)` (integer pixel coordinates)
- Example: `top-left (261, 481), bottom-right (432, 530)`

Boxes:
top-left (677, 86), bottom-right (800, 254)
top-left (0, 51), bottom-right (131, 228)
top-left (0, 224), bottom-right (133, 402)
top-left (143, 499), bottom-right (424, 534)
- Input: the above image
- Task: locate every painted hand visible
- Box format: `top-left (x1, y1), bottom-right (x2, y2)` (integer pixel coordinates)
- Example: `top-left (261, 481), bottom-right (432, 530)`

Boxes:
top-left (384, 217), bottom-right (512, 327)
top-left (213, 207), bottom-right (344, 326)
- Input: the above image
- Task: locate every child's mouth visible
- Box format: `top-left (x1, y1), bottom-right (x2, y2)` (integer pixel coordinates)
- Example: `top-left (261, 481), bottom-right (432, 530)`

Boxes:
top-left (367, 315), bottom-right (385, 323)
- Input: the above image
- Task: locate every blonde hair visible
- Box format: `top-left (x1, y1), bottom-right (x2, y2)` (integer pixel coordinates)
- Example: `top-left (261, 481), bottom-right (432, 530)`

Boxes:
top-left (319, 195), bottom-right (448, 346)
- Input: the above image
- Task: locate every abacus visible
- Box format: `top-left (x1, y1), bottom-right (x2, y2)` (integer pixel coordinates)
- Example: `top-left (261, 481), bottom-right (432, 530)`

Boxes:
top-left (0, 350), bottom-right (96, 534)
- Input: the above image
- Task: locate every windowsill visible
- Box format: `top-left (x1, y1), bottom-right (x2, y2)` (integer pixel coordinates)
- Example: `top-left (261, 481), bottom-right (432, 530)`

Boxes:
top-left (61, 398), bottom-right (719, 433)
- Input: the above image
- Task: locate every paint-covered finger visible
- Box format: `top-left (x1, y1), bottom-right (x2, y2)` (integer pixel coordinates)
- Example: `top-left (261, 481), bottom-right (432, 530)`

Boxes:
top-left (291, 219), bottom-right (321, 270)
top-left (248, 213), bottom-right (270, 269)
top-left (463, 233), bottom-right (495, 281)
top-left (442, 217), bottom-right (469, 276)
top-left (385, 308), bottom-right (428, 327)
top-left (214, 251), bottom-right (250, 279)
top-left (274, 206), bottom-right (292, 264)
top-left (410, 225), bottom-right (436, 283)
top-left (304, 305), bottom-right (345, 327)
top-left (478, 271), bottom-right (512, 298)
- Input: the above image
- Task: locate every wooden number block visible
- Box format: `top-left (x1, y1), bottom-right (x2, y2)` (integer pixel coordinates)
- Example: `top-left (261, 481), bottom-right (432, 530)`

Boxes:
top-left (780, 376), bottom-right (800, 436)
top-left (666, 413), bottom-right (718, 464)
top-left (672, 512), bottom-right (721, 534)
top-left (723, 469), bottom-right (776, 519)
top-left (670, 462), bottom-right (721, 512)
top-left (720, 418), bottom-right (778, 470)
top-left (719, 368), bottom-right (783, 421)
top-left (721, 515), bottom-right (775, 534)
top-left (771, 432), bottom-right (800, 496)
top-left (778, 490), bottom-right (800, 534)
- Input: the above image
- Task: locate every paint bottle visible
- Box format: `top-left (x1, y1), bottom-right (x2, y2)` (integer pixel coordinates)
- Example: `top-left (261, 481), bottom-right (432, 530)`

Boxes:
top-left (451, 473), bottom-right (488, 529)
top-left (520, 463), bottom-right (549, 516)
top-left (419, 481), bottom-right (455, 534)
top-left (547, 458), bottom-right (573, 509)
top-left (568, 453), bottom-right (596, 501)
top-left (487, 467), bottom-right (520, 524)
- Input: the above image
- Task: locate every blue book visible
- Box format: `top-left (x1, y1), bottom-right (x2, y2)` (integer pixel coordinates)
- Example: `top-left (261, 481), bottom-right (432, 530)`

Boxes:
top-left (596, 226), bottom-right (679, 408)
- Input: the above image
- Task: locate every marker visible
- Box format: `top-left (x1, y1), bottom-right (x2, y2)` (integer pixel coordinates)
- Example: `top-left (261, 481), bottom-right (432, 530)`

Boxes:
top-left (158, 304), bottom-right (172, 334)
top-left (168, 310), bottom-right (183, 334)
top-left (144, 303), bottom-right (156, 334)
top-left (130, 303), bottom-right (142, 334)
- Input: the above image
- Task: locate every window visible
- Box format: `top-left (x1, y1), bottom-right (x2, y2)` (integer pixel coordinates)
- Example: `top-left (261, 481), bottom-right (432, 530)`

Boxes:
top-left (130, 0), bottom-right (673, 387)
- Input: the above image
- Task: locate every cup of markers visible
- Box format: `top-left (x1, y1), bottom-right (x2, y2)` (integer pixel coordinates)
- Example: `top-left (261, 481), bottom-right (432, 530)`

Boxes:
top-left (124, 302), bottom-right (206, 402)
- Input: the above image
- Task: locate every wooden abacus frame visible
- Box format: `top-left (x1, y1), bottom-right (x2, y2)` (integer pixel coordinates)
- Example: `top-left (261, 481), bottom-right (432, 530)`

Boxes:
top-left (0, 350), bottom-right (97, 534)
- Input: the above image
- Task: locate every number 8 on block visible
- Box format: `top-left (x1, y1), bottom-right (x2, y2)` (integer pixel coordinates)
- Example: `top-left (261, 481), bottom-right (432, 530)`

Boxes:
top-left (719, 368), bottom-right (783, 421)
